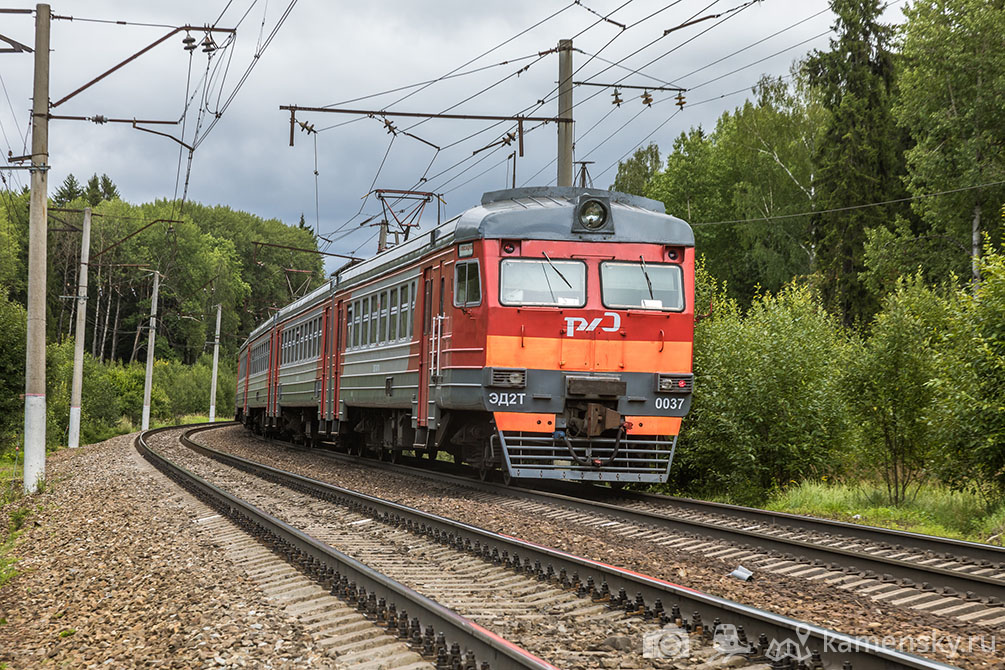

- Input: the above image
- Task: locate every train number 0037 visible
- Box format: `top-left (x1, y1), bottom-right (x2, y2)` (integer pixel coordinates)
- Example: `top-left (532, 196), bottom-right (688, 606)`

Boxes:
top-left (655, 396), bottom-right (686, 410)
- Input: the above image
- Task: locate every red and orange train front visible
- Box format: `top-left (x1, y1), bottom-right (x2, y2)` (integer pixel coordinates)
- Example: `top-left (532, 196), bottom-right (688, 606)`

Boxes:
top-left (445, 189), bottom-right (694, 483)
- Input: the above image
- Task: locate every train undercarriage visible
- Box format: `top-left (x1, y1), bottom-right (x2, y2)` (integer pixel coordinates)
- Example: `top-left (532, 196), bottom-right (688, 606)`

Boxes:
top-left (238, 398), bottom-right (677, 484)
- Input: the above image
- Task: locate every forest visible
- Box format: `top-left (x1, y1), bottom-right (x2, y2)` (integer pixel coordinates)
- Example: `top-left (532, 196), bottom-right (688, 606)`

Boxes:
top-left (0, 175), bottom-right (325, 448)
top-left (608, 0), bottom-right (1004, 528)
top-left (1, 0), bottom-right (1003, 538)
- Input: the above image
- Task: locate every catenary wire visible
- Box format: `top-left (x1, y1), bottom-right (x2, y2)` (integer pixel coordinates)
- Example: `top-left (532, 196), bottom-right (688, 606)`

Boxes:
top-left (693, 179), bottom-right (1005, 227)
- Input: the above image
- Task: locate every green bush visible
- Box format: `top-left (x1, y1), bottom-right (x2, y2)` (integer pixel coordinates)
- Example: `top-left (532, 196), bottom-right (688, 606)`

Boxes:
top-left (46, 340), bottom-right (126, 446)
top-left (841, 276), bottom-right (953, 504)
top-left (40, 341), bottom-right (234, 447)
top-left (0, 292), bottom-right (26, 456)
top-left (671, 282), bottom-right (849, 504)
top-left (932, 247), bottom-right (1005, 504)
top-left (155, 354), bottom-right (235, 421)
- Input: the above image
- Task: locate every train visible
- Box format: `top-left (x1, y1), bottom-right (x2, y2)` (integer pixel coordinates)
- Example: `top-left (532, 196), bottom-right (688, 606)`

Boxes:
top-left (236, 186), bottom-right (695, 484)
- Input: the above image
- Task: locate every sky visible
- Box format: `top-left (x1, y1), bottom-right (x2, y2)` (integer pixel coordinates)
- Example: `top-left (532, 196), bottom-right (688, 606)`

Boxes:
top-left (0, 0), bottom-right (907, 273)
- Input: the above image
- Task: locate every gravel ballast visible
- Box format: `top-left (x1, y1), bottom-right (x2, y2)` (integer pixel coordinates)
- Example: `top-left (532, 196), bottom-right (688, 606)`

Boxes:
top-left (0, 433), bottom-right (330, 669)
top-left (199, 425), bottom-right (1002, 670)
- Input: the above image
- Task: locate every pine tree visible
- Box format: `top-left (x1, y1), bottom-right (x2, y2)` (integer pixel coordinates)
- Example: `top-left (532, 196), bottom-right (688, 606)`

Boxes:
top-left (85, 174), bottom-right (103, 206)
top-left (804, 0), bottom-right (905, 325)
top-left (99, 173), bottom-right (120, 201)
top-left (53, 173), bottom-right (84, 205)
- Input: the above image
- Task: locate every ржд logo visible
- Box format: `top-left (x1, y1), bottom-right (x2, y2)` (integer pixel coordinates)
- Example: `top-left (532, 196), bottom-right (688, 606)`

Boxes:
top-left (563, 311), bottom-right (621, 337)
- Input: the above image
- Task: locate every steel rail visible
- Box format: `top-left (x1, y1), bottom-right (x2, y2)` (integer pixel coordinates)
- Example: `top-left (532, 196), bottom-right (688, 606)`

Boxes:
top-left (185, 425), bottom-right (959, 670)
top-left (597, 489), bottom-right (1005, 566)
top-left (136, 426), bottom-right (559, 670)
top-left (279, 437), bottom-right (1005, 604)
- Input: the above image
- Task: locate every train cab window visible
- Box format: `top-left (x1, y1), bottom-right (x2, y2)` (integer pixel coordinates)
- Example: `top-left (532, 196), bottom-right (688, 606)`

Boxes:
top-left (499, 258), bottom-right (586, 307)
top-left (600, 261), bottom-right (685, 311)
top-left (454, 261), bottom-right (481, 307)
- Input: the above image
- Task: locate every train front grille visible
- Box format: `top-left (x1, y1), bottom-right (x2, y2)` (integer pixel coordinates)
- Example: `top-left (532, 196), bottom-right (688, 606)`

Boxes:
top-left (495, 431), bottom-right (677, 483)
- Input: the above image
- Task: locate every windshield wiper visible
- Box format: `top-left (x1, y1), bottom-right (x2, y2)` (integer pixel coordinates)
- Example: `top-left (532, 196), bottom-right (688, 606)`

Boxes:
top-left (542, 251), bottom-right (573, 288)
top-left (639, 255), bottom-right (654, 299)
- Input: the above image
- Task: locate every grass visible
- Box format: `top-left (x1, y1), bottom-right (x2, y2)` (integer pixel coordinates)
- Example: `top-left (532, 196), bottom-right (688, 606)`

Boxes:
top-left (0, 532), bottom-right (21, 588)
top-left (765, 480), bottom-right (1005, 545)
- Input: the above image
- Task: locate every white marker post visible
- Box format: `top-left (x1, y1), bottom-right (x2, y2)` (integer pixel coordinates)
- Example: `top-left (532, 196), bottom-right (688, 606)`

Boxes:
top-left (141, 271), bottom-right (159, 430)
top-left (68, 207), bottom-right (91, 448)
top-left (208, 303), bottom-right (221, 422)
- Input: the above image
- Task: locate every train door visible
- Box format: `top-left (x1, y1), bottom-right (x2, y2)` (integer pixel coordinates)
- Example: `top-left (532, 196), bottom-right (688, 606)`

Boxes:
top-left (325, 298), bottom-right (343, 424)
top-left (318, 304), bottom-right (331, 421)
top-left (268, 326), bottom-right (281, 421)
top-left (242, 348), bottom-right (251, 416)
top-left (417, 263), bottom-right (445, 428)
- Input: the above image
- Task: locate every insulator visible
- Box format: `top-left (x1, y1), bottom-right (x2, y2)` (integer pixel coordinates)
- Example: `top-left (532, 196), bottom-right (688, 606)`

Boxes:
top-left (182, 34), bottom-right (197, 51)
top-left (612, 89), bottom-right (623, 106)
top-left (642, 91), bottom-right (653, 106)
top-left (675, 92), bottom-right (686, 109)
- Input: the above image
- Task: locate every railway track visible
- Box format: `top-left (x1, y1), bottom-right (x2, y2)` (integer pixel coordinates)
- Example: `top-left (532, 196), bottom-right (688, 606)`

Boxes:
top-left (167, 423), bottom-right (962, 670)
top-left (138, 426), bottom-right (556, 670)
top-left (260, 433), bottom-right (1005, 628)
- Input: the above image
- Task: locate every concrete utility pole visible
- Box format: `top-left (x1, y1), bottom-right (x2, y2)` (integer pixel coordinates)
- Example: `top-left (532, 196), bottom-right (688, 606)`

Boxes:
top-left (141, 271), bottom-right (160, 430)
top-left (208, 303), bottom-right (221, 422)
top-left (68, 207), bottom-right (91, 449)
top-left (23, 3), bottom-right (50, 494)
top-left (557, 38), bottom-right (574, 188)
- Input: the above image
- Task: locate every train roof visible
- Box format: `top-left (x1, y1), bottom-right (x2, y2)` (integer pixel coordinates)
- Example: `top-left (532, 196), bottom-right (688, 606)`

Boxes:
top-left (459, 186), bottom-right (693, 246)
top-left (332, 187), bottom-right (693, 288)
top-left (241, 187), bottom-right (692, 348)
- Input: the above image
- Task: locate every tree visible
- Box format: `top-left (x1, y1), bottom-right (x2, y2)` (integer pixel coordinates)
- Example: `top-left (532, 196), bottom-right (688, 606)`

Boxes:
top-left (85, 174), bottom-right (102, 206)
top-left (611, 143), bottom-right (661, 197)
top-left (714, 74), bottom-right (823, 297)
top-left (99, 174), bottom-right (120, 201)
top-left (647, 73), bottom-right (825, 303)
top-left (53, 173), bottom-right (84, 205)
top-left (804, 0), bottom-right (906, 325)
top-left (894, 0), bottom-right (1005, 285)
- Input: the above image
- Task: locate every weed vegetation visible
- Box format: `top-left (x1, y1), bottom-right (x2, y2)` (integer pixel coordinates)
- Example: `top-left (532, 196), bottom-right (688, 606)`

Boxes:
top-left (765, 481), bottom-right (1005, 545)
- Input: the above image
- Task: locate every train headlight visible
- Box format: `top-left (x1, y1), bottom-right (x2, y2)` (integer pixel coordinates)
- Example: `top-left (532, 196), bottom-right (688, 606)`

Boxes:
top-left (578, 199), bottom-right (608, 230)
top-left (656, 374), bottom-right (693, 393)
